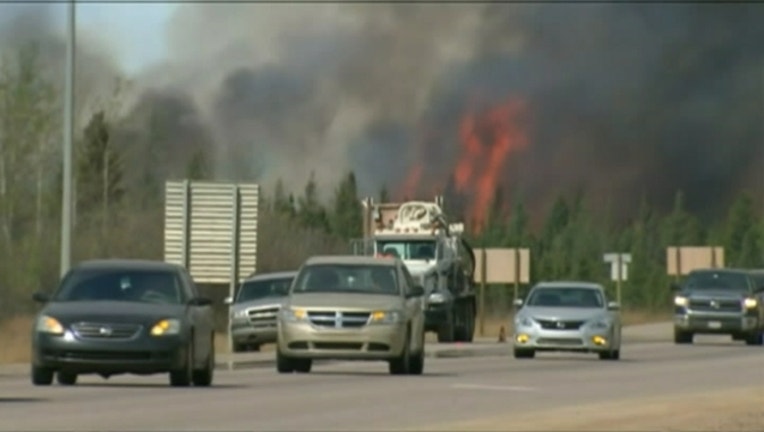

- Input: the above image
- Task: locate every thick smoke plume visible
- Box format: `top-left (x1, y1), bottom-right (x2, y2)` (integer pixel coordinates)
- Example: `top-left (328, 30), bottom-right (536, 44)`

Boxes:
top-left (5, 4), bottom-right (764, 225)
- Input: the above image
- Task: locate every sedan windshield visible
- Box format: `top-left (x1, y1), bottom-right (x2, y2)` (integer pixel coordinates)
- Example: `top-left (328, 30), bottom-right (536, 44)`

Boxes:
top-left (292, 264), bottom-right (399, 295)
top-left (236, 277), bottom-right (293, 303)
top-left (526, 287), bottom-right (604, 308)
top-left (54, 269), bottom-right (184, 304)
top-left (684, 271), bottom-right (750, 292)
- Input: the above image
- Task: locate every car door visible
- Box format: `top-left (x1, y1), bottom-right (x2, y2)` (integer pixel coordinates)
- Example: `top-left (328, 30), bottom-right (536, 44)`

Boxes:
top-left (399, 264), bottom-right (425, 345)
top-left (180, 269), bottom-right (214, 362)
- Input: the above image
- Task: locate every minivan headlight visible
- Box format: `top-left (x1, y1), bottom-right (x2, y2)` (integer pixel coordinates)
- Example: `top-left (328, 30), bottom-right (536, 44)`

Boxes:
top-left (369, 310), bottom-right (402, 324)
top-left (281, 307), bottom-right (309, 323)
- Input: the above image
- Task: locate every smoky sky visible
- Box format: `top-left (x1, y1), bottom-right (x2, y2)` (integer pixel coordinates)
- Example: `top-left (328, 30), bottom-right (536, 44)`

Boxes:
top-left (3, 3), bottom-right (763, 221)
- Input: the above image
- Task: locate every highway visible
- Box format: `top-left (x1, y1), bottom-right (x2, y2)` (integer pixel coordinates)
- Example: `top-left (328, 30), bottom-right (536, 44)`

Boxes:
top-left (1, 334), bottom-right (763, 431)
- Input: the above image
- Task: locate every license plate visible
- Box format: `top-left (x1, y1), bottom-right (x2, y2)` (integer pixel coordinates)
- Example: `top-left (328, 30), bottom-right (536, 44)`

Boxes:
top-left (707, 321), bottom-right (722, 329)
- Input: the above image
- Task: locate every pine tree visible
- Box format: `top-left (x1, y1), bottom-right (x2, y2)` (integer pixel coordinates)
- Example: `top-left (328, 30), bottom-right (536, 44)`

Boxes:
top-left (331, 171), bottom-right (363, 241)
top-left (76, 111), bottom-right (124, 221)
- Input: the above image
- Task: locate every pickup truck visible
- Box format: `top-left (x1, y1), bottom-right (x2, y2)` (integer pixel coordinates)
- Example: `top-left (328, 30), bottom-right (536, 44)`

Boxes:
top-left (672, 268), bottom-right (764, 345)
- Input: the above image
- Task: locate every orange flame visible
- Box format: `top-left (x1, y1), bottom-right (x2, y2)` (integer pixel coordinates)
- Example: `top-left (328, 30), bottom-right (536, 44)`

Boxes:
top-left (400, 95), bottom-right (529, 232)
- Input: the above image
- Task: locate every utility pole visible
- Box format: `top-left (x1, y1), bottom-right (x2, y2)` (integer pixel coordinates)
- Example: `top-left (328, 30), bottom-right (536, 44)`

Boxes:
top-left (60, 0), bottom-right (75, 277)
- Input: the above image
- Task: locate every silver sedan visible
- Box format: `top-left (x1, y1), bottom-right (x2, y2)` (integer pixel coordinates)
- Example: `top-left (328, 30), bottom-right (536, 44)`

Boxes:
top-left (512, 281), bottom-right (622, 360)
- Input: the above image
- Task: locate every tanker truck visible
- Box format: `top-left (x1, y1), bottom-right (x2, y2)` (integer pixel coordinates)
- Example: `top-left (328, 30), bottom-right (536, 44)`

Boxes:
top-left (352, 196), bottom-right (476, 343)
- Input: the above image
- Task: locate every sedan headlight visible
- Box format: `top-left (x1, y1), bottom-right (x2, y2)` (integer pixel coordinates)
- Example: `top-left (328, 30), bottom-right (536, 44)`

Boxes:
top-left (744, 298), bottom-right (758, 309)
top-left (281, 307), bottom-right (309, 323)
top-left (515, 316), bottom-right (533, 328)
top-left (674, 296), bottom-right (689, 307)
top-left (369, 310), bottom-right (402, 324)
top-left (150, 319), bottom-right (181, 336)
top-left (588, 320), bottom-right (609, 330)
top-left (36, 315), bottom-right (64, 335)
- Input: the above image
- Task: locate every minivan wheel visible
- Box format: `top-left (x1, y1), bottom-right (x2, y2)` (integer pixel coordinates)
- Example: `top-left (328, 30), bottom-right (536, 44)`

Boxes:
top-left (389, 332), bottom-right (412, 375)
top-left (276, 349), bottom-right (295, 373)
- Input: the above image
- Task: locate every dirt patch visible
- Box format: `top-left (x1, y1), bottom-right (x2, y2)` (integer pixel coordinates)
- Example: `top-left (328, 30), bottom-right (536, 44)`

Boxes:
top-left (417, 386), bottom-right (764, 431)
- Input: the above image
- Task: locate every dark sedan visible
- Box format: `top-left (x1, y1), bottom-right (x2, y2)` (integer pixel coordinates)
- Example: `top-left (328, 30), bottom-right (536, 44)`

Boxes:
top-left (31, 259), bottom-right (216, 387)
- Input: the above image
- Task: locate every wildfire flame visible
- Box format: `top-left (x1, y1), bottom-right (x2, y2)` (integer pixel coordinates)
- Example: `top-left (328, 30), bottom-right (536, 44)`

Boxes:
top-left (401, 96), bottom-right (529, 232)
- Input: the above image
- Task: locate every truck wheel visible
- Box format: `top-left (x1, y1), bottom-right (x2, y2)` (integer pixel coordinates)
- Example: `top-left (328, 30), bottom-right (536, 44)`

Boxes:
top-left (744, 331), bottom-right (763, 346)
top-left (673, 328), bottom-right (693, 344)
top-left (463, 305), bottom-right (475, 343)
top-left (437, 314), bottom-right (455, 343)
top-left (276, 350), bottom-right (296, 373)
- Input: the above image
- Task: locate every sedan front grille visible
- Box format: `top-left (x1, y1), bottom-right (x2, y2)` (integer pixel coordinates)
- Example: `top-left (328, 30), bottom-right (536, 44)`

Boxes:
top-left (535, 319), bottom-right (585, 330)
top-left (308, 311), bottom-right (371, 328)
top-left (71, 322), bottom-right (142, 340)
top-left (688, 299), bottom-right (741, 313)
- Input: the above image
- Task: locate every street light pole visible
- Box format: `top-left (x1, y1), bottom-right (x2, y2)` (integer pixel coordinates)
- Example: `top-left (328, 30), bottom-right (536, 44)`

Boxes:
top-left (60, 0), bottom-right (75, 278)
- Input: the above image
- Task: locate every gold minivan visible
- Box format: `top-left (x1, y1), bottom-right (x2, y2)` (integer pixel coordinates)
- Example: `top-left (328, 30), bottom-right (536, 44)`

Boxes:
top-left (276, 255), bottom-right (426, 375)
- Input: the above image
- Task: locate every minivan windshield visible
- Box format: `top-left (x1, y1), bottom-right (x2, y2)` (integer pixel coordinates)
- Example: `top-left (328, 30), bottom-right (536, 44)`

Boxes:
top-left (292, 264), bottom-right (399, 295)
top-left (526, 287), bottom-right (604, 308)
top-left (54, 269), bottom-right (184, 304)
top-left (236, 277), bottom-right (293, 303)
top-left (684, 271), bottom-right (750, 292)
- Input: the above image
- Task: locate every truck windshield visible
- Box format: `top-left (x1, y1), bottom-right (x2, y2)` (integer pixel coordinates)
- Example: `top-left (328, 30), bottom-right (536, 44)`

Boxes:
top-left (684, 272), bottom-right (750, 292)
top-left (292, 264), bottom-right (399, 295)
top-left (376, 240), bottom-right (436, 260)
top-left (237, 277), bottom-right (293, 303)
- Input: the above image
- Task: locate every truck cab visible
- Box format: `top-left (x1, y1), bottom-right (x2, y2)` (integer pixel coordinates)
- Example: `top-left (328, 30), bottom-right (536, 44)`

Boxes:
top-left (672, 268), bottom-right (764, 345)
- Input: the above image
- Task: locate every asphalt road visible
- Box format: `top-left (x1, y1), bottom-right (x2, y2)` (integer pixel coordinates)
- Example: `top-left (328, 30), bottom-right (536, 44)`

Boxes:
top-left (2, 334), bottom-right (763, 431)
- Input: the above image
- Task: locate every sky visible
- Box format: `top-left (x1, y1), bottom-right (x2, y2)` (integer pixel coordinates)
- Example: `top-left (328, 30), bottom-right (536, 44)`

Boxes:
top-left (1, 2), bottom-right (178, 75)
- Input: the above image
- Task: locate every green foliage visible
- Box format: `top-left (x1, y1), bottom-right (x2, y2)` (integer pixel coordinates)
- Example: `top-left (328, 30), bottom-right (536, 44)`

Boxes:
top-left (76, 110), bottom-right (124, 216)
top-left (331, 172), bottom-right (363, 241)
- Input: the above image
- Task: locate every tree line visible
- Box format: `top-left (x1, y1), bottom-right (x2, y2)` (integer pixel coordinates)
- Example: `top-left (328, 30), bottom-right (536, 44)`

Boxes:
top-left (1, 44), bottom-right (761, 320)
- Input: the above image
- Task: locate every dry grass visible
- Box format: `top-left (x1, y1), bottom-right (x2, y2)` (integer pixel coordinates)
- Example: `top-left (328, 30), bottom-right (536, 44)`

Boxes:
top-left (1, 309), bottom-right (670, 364)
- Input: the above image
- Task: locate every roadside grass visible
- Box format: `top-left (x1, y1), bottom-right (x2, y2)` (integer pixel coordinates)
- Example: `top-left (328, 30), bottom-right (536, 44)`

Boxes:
top-left (1, 309), bottom-right (670, 364)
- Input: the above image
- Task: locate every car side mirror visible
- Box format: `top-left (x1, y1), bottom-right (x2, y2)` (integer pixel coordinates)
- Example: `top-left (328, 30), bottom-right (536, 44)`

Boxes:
top-left (408, 285), bottom-right (425, 298)
top-left (513, 298), bottom-right (523, 308)
top-left (32, 291), bottom-right (49, 303)
top-left (607, 301), bottom-right (620, 311)
top-left (223, 296), bottom-right (234, 305)
top-left (669, 283), bottom-right (680, 292)
top-left (188, 297), bottom-right (212, 307)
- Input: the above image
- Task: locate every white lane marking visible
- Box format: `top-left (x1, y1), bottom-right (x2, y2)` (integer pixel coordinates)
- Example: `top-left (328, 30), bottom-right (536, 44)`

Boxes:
top-left (451, 383), bottom-right (538, 392)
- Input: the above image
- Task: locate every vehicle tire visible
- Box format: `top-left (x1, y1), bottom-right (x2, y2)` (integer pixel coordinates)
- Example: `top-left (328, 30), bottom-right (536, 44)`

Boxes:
top-left (249, 343), bottom-right (261, 352)
top-left (437, 314), bottom-right (455, 343)
top-left (294, 359), bottom-right (312, 373)
top-left (464, 305), bottom-right (475, 343)
top-left (454, 303), bottom-right (475, 343)
top-left (513, 348), bottom-right (535, 359)
top-left (732, 333), bottom-right (745, 341)
top-left (389, 331), bottom-right (412, 375)
top-left (599, 349), bottom-right (620, 361)
top-left (408, 330), bottom-right (426, 376)
top-left (192, 335), bottom-right (215, 387)
top-left (31, 365), bottom-right (54, 386)
top-left (233, 343), bottom-right (247, 353)
top-left (276, 349), bottom-right (296, 374)
top-left (673, 328), bottom-right (693, 344)
top-left (744, 331), bottom-right (763, 346)
top-left (170, 342), bottom-right (193, 387)
top-left (57, 371), bottom-right (78, 386)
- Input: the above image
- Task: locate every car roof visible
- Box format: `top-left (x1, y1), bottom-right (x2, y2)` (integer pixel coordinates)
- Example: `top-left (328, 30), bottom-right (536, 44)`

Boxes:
top-left (533, 281), bottom-right (604, 290)
top-left (244, 271), bottom-right (298, 282)
top-left (304, 255), bottom-right (398, 267)
top-left (72, 259), bottom-right (182, 272)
